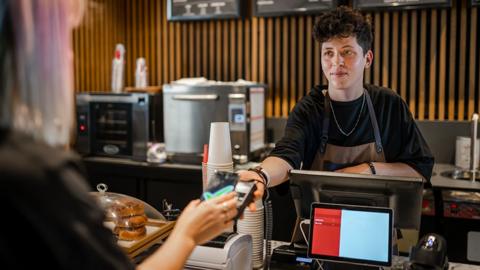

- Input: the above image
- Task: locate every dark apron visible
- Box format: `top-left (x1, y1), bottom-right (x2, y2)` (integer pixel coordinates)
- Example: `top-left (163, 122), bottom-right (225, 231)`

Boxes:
top-left (309, 90), bottom-right (394, 270)
top-left (311, 89), bottom-right (386, 171)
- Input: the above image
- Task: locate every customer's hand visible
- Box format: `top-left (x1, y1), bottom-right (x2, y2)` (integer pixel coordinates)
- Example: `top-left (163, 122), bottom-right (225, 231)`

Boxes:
top-left (170, 192), bottom-right (238, 246)
top-left (139, 193), bottom-right (238, 270)
top-left (237, 170), bottom-right (265, 211)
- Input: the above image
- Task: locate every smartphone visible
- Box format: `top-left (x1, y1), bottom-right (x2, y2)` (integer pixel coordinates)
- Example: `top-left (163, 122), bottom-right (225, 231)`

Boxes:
top-left (201, 171), bottom-right (238, 201)
top-left (200, 172), bottom-right (257, 220)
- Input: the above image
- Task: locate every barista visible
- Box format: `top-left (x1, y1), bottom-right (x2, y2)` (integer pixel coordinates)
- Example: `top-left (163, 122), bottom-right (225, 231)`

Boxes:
top-left (240, 6), bottom-right (434, 205)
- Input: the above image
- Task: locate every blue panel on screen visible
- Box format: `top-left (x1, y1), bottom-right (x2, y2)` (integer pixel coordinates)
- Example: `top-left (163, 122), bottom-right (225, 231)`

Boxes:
top-left (339, 210), bottom-right (390, 262)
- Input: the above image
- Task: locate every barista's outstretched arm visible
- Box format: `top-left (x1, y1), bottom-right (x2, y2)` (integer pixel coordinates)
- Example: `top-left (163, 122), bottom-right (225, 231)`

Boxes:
top-left (238, 156), bottom-right (293, 211)
top-left (335, 162), bottom-right (424, 180)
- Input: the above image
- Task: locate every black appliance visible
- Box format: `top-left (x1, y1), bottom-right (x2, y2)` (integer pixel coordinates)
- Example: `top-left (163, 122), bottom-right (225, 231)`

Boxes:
top-left (75, 92), bottom-right (163, 160)
top-left (409, 233), bottom-right (449, 270)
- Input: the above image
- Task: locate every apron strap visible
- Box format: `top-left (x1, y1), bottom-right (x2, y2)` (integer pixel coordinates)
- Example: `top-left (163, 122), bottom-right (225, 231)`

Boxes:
top-left (320, 93), bottom-right (330, 154)
top-left (364, 90), bottom-right (383, 153)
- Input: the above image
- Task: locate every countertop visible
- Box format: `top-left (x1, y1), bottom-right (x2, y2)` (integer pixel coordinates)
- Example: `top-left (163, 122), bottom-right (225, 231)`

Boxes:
top-left (431, 163), bottom-right (480, 191)
top-left (83, 156), bottom-right (202, 170)
top-left (270, 241), bottom-right (478, 270)
top-left (83, 157), bottom-right (480, 191)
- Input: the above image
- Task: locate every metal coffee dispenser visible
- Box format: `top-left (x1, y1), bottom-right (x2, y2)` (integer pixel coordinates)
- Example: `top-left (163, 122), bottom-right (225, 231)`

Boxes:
top-left (163, 81), bottom-right (266, 164)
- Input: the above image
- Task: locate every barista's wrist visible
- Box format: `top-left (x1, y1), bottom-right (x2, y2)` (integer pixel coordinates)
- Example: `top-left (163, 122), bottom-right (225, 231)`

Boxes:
top-left (248, 166), bottom-right (270, 187)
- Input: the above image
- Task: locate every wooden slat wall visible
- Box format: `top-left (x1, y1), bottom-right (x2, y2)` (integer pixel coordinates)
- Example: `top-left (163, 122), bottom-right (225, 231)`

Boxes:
top-left (74, 0), bottom-right (479, 120)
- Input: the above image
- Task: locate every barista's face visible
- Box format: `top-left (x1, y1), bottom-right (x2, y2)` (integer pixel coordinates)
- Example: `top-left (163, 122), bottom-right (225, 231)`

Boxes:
top-left (321, 36), bottom-right (372, 94)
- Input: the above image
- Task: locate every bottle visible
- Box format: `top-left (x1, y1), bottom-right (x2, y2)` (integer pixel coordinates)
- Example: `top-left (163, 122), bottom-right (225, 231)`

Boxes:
top-left (111, 44), bottom-right (125, 93)
top-left (135, 57), bottom-right (148, 88)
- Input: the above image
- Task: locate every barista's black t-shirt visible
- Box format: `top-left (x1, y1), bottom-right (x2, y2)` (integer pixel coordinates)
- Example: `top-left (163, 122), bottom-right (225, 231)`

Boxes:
top-left (269, 84), bottom-right (434, 180)
top-left (0, 129), bottom-right (135, 269)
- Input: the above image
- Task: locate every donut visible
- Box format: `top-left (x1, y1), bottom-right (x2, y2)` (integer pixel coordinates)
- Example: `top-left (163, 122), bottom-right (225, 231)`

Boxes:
top-left (114, 214), bottom-right (148, 228)
top-left (114, 226), bottom-right (147, 241)
top-left (110, 198), bottom-right (145, 218)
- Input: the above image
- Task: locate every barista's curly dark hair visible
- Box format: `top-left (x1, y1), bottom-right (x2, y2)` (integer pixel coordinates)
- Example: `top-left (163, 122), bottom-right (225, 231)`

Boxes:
top-left (313, 6), bottom-right (372, 54)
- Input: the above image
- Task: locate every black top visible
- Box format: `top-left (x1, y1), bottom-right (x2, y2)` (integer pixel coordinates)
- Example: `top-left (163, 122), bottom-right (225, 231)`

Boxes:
top-left (269, 84), bottom-right (434, 180)
top-left (0, 129), bottom-right (134, 269)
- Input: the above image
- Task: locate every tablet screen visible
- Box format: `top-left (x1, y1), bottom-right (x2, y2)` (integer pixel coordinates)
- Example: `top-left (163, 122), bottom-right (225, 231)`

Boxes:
top-left (308, 203), bottom-right (393, 267)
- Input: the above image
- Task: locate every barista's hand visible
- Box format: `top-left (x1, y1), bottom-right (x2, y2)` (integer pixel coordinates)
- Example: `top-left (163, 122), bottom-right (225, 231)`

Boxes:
top-left (335, 163), bottom-right (371, 174)
top-left (170, 192), bottom-right (238, 246)
top-left (237, 170), bottom-right (265, 211)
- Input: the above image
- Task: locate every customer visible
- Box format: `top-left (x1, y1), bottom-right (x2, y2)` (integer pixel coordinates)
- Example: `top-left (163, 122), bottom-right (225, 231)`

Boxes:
top-left (0, 1), bottom-right (237, 269)
top-left (241, 6), bottom-right (434, 207)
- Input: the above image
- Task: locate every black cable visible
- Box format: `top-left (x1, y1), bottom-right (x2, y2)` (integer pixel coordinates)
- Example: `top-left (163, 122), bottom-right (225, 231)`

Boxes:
top-left (263, 184), bottom-right (273, 270)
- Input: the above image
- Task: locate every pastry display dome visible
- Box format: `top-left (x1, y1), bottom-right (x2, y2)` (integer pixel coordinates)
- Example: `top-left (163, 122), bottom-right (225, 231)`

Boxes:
top-left (91, 183), bottom-right (165, 240)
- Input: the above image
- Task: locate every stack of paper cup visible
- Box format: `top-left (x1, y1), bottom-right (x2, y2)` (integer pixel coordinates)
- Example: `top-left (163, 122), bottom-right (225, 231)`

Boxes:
top-left (237, 199), bottom-right (264, 269)
top-left (205, 122), bottom-right (234, 187)
top-left (201, 162), bottom-right (208, 191)
top-left (455, 136), bottom-right (480, 170)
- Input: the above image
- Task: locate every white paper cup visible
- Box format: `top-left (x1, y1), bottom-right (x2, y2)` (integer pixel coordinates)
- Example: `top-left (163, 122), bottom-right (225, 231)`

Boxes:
top-left (455, 136), bottom-right (480, 170)
top-left (202, 162), bottom-right (208, 191)
top-left (206, 162), bottom-right (234, 168)
top-left (237, 199), bottom-right (264, 269)
top-left (208, 122), bottom-right (233, 164)
top-left (205, 164), bottom-right (234, 186)
top-left (206, 161), bottom-right (234, 167)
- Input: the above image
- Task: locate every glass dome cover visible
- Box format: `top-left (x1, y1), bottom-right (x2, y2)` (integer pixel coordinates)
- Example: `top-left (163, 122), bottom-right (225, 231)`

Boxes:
top-left (91, 183), bottom-right (165, 228)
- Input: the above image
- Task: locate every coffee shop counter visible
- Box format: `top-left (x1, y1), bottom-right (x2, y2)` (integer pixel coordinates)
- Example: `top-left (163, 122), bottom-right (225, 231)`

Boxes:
top-left (83, 156), bottom-right (296, 242)
top-left (431, 163), bottom-right (480, 191)
top-left (83, 156), bottom-right (203, 215)
top-left (84, 157), bottom-right (480, 264)
top-left (266, 241), bottom-right (478, 270)
top-left (420, 163), bottom-right (480, 265)
top-left (132, 239), bottom-right (478, 270)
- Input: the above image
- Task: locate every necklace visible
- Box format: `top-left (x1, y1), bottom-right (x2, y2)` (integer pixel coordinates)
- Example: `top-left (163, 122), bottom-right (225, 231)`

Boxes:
top-left (329, 91), bottom-right (366, 137)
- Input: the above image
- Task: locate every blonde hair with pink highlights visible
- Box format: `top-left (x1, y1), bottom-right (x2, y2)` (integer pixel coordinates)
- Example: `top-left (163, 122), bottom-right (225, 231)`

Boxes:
top-left (0, 0), bottom-right (84, 146)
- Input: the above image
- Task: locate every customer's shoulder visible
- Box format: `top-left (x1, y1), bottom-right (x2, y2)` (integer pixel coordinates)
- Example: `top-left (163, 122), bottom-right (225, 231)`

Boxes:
top-left (0, 130), bottom-right (81, 185)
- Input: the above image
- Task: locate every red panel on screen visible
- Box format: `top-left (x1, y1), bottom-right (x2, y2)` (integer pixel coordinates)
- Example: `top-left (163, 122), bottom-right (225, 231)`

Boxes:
top-left (311, 208), bottom-right (341, 256)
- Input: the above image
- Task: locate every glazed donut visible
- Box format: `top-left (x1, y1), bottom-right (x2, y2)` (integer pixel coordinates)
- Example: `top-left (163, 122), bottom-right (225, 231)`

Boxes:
top-left (114, 226), bottom-right (147, 241)
top-left (114, 214), bottom-right (148, 228)
top-left (110, 198), bottom-right (145, 218)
